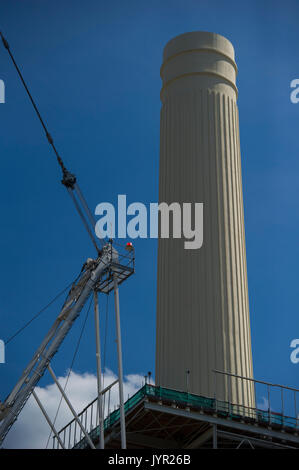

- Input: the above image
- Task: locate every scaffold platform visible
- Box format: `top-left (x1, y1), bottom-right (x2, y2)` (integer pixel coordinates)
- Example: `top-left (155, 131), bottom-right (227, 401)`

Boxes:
top-left (54, 381), bottom-right (299, 449)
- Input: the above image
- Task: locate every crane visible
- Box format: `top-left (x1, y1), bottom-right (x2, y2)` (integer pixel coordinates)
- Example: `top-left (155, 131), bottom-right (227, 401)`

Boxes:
top-left (0, 32), bottom-right (134, 448)
top-left (0, 246), bottom-right (111, 446)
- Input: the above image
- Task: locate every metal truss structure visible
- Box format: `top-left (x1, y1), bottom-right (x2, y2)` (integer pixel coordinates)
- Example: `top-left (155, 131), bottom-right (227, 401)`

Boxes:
top-left (0, 243), bottom-right (134, 448)
top-left (54, 380), bottom-right (299, 450)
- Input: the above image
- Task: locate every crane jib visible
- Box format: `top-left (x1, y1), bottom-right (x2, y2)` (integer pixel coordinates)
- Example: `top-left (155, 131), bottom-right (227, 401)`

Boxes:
top-left (0, 249), bottom-right (111, 446)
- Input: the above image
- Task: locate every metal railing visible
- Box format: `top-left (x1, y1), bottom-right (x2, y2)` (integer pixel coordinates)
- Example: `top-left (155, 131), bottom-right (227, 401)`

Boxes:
top-left (212, 370), bottom-right (299, 428)
top-left (95, 242), bottom-right (135, 294)
top-left (54, 374), bottom-right (299, 449)
top-left (52, 379), bottom-right (118, 449)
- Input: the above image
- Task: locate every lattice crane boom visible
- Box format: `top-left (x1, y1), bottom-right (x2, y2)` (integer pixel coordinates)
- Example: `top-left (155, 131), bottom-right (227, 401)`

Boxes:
top-left (0, 245), bottom-right (114, 446)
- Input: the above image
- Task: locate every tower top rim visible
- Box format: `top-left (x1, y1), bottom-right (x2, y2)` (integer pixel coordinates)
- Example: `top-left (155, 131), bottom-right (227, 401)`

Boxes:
top-left (163, 31), bottom-right (236, 65)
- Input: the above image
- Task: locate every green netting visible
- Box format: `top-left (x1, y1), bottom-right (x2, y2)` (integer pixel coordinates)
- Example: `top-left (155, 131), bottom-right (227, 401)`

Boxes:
top-left (74, 384), bottom-right (299, 449)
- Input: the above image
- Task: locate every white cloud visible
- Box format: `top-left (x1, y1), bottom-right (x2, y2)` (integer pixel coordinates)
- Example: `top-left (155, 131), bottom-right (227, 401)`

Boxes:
top-left (257, 396), bottom-right (269, 411)
top-left (3, 368), bottom-right (146, 449)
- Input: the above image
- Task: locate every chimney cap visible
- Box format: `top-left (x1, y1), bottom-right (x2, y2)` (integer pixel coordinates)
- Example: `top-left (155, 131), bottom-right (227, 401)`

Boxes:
top-left (163, 31), bottom-right (235, 64)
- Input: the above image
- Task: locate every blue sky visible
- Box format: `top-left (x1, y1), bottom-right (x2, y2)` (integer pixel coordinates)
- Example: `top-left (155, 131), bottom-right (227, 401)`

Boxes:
top-left (0, 0), bottom-right (299, 410)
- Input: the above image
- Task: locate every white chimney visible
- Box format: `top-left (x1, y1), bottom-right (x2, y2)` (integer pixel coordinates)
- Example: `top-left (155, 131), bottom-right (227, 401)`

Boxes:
top-left (156, 31), bottom-right (255, 408)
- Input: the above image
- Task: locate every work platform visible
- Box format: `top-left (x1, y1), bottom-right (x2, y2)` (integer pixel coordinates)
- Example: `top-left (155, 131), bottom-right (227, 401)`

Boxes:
top-left (95, 243), bottom-right (134, 294)
top-left (54, 382), bottom-right (299, 449)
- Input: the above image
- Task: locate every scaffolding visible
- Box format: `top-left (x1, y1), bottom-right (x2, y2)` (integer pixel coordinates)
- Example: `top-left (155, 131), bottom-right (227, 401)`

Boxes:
top-left (53, 372), bottom-right (299, 449)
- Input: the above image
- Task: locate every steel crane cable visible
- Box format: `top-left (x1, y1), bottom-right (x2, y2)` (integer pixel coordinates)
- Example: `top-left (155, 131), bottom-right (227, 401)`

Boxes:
top-left (0, 31), bottom-right (66, 175)
top-left (45, 295), bottom-right (93, 449)
top-left (4, 276), bottom-right (81, 345)
top-left (3, 250), bottom-right (114, 347)
top-left (0, 31), bottom-right (102, 253)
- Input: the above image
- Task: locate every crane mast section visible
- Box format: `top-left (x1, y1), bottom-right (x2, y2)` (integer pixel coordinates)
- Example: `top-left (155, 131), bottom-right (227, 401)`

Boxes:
top-left (0, 247), bottom-right (112, 445)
